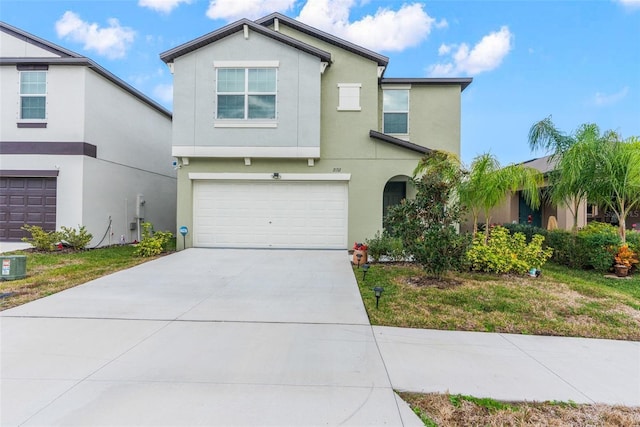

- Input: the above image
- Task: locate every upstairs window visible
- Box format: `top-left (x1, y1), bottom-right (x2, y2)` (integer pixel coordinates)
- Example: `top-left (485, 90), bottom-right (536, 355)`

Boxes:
top-left (383, 89), bottom-right (409, 134)
top-left (216, 68), bottom-right (277, 120)
top-left (20, 71), bottom-right (47, 120)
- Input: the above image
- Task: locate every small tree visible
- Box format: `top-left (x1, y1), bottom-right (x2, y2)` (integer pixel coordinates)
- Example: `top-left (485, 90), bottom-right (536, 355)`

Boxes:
top-left (386, 151), bottom-right (470, 279)
top-left (459, 153), bottom-right (542, 239)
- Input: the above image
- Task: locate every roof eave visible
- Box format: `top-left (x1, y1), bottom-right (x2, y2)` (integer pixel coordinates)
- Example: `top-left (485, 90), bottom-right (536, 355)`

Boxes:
top-left (256, 13), bottom-right (389, 67)
top-left (380, 77), bottom-right (473, 92)
top-left (369, 130), bottom-right (431, 154)
top-left (0, 21), bottom-right (82, 58)
top-left (160, 18), bottom-right (332, 64)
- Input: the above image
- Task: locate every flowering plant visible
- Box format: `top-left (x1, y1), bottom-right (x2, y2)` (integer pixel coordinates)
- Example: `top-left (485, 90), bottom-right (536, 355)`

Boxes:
top-left (353, 242), bottom-right (368, 251)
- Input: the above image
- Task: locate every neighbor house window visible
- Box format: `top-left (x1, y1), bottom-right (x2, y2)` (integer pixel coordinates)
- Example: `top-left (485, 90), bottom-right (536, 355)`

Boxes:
top-left (216, 68), bottom-right (276, 120)
top-left (383, 89), bottom-right (409, 134)
top-left (20, 71), bottom-right (47, 119)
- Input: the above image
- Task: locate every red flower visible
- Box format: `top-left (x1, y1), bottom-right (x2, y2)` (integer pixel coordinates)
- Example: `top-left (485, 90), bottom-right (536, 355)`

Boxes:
top-left (353, 242), bottom-right (368, 251)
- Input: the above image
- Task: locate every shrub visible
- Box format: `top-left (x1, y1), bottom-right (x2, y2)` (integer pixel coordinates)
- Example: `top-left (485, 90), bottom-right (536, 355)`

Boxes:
top-left (466, 226), bottom-right (553, 275)
top-left (576, 222), bottom-right (620, 272)
top-left (134, 222), bottom-right (174, 257)
top-left (365, 231), bottom-right (406, 262)
top-left (59, 225), bottom-right (93, 250)
top-left (386, 152), bottom-right (470, 278)
top-left (501, 223), bottom-right (548, 243)
top-left (20, 224), bottom-right (60, 251)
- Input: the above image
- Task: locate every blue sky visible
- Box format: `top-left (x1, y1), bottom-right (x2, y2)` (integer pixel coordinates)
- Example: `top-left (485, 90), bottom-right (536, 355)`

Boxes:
top-left (2, 0), bottom-right (639, 165)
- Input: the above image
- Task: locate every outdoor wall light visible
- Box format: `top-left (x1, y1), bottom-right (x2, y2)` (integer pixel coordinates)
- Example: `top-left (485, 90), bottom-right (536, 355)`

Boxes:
top-left (272, 172), bottom-right (280, 179)
top-left (373, 286), bottom-right (384, 309)
top-left (362, 263), bottom-right (370, 281)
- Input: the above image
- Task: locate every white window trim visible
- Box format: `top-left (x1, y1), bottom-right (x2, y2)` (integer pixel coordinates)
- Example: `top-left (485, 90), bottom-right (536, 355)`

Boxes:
top-left (383, 88), bottom-right (410, 135)
top-left (18, 70), bottom-right (47, 122)
top-left (337, 83), bottom-right (361, 111)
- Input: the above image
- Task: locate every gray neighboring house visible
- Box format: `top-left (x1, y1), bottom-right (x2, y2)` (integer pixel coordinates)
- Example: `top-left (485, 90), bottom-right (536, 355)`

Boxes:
top-left (161, 13), bottom-right (471, 250)
top-left (0, 22), bottom-right (176, 246)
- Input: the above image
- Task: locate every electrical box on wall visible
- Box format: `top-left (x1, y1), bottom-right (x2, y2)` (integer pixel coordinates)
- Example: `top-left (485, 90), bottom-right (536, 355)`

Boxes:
top-left (130, 222), bottom-right (137, 231)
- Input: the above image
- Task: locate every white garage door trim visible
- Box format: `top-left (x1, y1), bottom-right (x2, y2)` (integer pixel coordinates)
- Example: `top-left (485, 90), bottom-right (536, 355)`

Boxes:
top-left (192, 174), bottom-right (349, 249)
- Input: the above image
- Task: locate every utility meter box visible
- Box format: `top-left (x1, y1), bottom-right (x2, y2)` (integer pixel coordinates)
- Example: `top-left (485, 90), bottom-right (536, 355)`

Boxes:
top-left (1, 255), bottom-right (27, 280)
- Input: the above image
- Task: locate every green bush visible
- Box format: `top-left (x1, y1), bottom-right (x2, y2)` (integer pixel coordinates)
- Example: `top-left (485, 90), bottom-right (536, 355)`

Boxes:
top-left (134, 222), bottom-right (174, 257)
top-left (501, 223), bottom-right (548, 243)
top-left (386, 152), bottom-right (470, 278)
top-left (20, 224), bottom-right (61, 251)
top-left (365, 231), bottom-right (406, 262)
top-left (625, 230), bottom-right (640, 253)
top-left (59, 225), bottom-right (93, 250)
top-left (577, 222), bottom-right (620, 272)
top-left (466, 226), bottom-right (553, 275)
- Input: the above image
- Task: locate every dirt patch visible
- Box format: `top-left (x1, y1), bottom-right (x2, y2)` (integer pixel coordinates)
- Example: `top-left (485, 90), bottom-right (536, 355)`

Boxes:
top-left (402, 276), bottom-right (464, 289)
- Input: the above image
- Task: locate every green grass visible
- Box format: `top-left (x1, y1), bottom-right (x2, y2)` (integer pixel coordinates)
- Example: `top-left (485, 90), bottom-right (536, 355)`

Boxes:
top-left (354, 262), bottom-right (640, 340)
top-left (0, 245), bottom-right (165, 310)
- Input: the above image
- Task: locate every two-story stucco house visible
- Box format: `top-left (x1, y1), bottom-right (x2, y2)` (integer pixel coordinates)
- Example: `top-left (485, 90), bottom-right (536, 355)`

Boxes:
top-left (161, 13), bottom-right (471, 250)
top-left (0, 22), bottom-right (176, 246)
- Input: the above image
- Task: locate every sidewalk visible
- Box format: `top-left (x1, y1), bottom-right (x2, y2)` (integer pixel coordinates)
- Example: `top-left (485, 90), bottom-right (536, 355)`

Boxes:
top-left (375, 326), bottom-right (640, 406)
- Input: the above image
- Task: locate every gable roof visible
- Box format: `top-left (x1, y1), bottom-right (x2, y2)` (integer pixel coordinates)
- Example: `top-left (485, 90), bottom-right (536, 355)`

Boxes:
top-left (160, 18), bottom-right (332, 64)
top-left (255, 13), bottom-right (389, 67)
top-left (0, 21), bottom-right (172, 118)
top-left (381, 77), bottom-right (473, 92)
top-left (369, 130), bottom-right (432, 154)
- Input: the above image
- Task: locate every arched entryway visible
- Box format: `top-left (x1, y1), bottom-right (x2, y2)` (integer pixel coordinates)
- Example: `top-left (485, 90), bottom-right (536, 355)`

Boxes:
top-left (383, 175), bottom-right (411, 226)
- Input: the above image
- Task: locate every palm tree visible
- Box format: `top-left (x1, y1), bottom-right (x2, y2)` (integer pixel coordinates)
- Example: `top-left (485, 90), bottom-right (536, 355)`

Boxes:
top-left (529, 116), bottom-right (640, 241)
top-left (528, 117), bottom-right (607, 232)
top-left (460, 153), bottom-right (542, 239)
top-left (587, 136), bottom-right (640, 242)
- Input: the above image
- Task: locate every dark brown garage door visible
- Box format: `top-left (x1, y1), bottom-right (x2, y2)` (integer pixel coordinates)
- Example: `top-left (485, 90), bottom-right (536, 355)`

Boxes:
top-left (0, 177), bottom-right (57, 241)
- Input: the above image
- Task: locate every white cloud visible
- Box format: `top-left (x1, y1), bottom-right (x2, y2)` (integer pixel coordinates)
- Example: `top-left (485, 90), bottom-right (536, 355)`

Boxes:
top-left (438, 43), bottom-right (453, 56)
top-left (55, 11), bottom-right (135, 59)
top-left (206, 0), bottom-right (295, 21)
top-left (435, 18), bottom-right (448, 29)
top-left (594, 86), bottom-right (629, 106)
top-left (139, 0), bottom-right (192, 14)
top-left (153, 83), bottom-right (174, 105)
top-left (617, 0), bottom-right (640, 10)
top-left (428, 26), bottom-right (513, 76)
top-left (297, 0), bottom-right (437, 52)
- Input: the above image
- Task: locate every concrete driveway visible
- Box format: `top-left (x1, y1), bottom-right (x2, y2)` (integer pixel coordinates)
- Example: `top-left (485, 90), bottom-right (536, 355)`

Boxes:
top-left (1, 249), bottom-right (420, 426)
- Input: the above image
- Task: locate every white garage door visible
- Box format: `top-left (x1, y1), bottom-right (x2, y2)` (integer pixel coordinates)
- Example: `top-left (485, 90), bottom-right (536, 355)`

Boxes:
top-left (193, 180), bottom-right (348, 249)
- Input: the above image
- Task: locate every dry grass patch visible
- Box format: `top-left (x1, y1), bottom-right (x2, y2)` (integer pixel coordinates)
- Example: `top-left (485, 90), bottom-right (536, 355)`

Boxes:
top-left (400, 392), bottom-right (640, 427)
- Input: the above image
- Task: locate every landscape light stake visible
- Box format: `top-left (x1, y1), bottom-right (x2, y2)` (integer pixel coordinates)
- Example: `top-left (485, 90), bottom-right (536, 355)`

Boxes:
top-left (373, 286), bottom-right (384, 309)
top-left (362, 263), bottom-right (370, 281)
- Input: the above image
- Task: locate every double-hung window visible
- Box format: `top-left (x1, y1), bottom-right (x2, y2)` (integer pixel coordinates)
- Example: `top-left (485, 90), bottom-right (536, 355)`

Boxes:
top-left (216, 67), bottom-right (277, 120)
top-left (20, 71), bottom-right (47, 120)
top-left (383, 89), bottom-right (409, 134)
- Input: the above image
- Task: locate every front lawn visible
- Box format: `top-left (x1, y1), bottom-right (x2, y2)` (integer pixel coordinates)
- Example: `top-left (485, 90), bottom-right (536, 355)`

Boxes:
top-left (354, 262), bottom-right (640, 340)
top-left (0, 245), bottom-right (163, 310)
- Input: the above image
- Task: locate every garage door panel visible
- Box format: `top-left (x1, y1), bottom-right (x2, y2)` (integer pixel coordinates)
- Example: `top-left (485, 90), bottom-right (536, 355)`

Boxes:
top-left (1, 177), bottom-right (57, 241)
top-left (194, 180), bottom-right (347, 249)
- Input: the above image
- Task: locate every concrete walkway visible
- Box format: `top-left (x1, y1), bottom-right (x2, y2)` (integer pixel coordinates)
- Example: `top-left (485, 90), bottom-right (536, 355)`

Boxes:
top-left (1, 249), bottom-right (638, 426)
top-left (0, 242), bottom-right (31, 253)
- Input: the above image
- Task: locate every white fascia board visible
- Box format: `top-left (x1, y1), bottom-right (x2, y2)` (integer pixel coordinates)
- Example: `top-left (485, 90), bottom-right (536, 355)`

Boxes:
top-left (172, 146), bottom-right (320, 158)
top-left (189, 173), bottom-right (351, 181)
